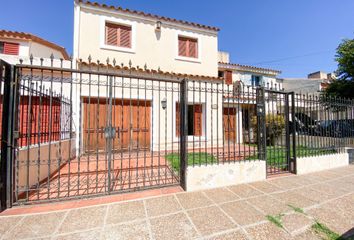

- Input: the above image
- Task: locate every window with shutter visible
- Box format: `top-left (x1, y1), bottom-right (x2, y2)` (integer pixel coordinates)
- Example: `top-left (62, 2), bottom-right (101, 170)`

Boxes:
top-left (175, 103), bottom-right (203, 137)
top-left (178, 36), bottom-right (198, 58)
top-left (225, 71), bottom-right (233, 85)
top-left (2, 42), bottom-right (19, 55)
top-left (105, 22), bottom-right (132, 48)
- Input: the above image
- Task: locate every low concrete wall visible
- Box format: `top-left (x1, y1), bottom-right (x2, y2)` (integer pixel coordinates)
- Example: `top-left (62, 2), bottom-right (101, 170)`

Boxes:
top-left (296, 153), bottom-right (349, 175)
top-left (17, 139), bottom-right (76, 189)
top-left (186, 160), bottom-right (266, 191)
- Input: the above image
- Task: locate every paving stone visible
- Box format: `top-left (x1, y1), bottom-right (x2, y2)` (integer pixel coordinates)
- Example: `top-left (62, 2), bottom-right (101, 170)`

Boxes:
top-left (187, 206), bottom-right (236, 236)
top-left (206, 229), bottom-right (248, 240)
top-left (272, 190), bottom-right (316, 208)
top-left (4, 211), bottom-right (66, 239)
top-left (247, 195), bottom-right (291, 215)
top-left (203, 187), bottom-right (239, 204)
top-left (105, 200), bottom-right (145, 225)
top-left (306, 206), bottom-right (353, 235)
top-left (176, 191), bottom-right (213, 210)
top-left (58, 206), bottom-right (106, 234)
top-left (281, 213), bottom-right (313, 234)
top-left (0, 215), bottom-right (23, 238)
top-left (227, 184), bottom-right (264, 199)
top-left (249, 181), bottom-right (283, 193)
top-left (145, 195), bottom-right (182, 217)
top-left (53, 229), bottom-right (102, 240)
top-left (102, 220), bottom-right (150, 240)
top-left (220, 200), bottom-right (264, 226)
top-left (150, 212), bottom-right (198, 240)
top-left (292, 186), bottom-right (332, 203)
top-left (267, 176), bottom-right (303, 189)
top-left (245, 222), bottom-right (290, 240)
top-left (309, 183), bottom-right (347, 198)
top-left (292, 230), bottom-right (322, 240)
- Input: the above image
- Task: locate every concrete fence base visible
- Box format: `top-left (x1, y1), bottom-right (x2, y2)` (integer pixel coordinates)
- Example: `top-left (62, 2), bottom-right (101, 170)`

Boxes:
top-left (186, 160), bottom-right (266, 191)
top-left (296, 153), bottom-right (349, 175)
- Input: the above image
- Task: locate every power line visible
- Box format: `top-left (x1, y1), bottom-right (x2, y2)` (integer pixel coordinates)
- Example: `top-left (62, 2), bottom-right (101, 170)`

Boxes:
top-left (243, 50), bottom-right (333, 65)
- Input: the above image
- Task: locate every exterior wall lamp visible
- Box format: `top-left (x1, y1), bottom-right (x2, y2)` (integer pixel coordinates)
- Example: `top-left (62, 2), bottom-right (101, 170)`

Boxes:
top-left (161, 98), bottom-right (167, 110)
top-left (156, 21), bottom-right (162, 32)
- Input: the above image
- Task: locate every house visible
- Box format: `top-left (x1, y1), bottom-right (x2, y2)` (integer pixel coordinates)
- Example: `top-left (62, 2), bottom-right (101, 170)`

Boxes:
top-left (0, 30), bottom-right (69, 64)
top-left (277, 71), bottom-right (335, 95)
top-left (72, 0), bottom-right (283, 152)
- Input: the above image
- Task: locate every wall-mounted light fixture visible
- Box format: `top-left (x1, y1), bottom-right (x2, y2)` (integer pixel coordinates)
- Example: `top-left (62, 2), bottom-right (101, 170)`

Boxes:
top-left (161, 98), bottom-right (167, 110)
top-left (156, 21), bottom-right (162, 32)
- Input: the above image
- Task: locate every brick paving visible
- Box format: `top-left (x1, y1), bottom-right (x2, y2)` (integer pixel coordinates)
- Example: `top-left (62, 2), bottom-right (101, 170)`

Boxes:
top-left (1, 165), bottom-right (354, 240)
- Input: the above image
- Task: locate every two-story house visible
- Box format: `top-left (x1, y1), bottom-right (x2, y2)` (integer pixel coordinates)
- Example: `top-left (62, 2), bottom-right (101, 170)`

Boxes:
top-left (73, 0), bottom-right (282, 153)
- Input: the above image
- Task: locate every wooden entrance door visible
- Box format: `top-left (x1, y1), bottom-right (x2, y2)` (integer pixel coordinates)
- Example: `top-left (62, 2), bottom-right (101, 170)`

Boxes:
top-left (83, 98), bottom-right (151, 152)
top-left (223, 108), bottom-right (237, 142)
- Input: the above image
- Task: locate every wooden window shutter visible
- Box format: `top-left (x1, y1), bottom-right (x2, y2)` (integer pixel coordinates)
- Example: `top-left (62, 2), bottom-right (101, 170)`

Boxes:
top-left (194, 104), bottom-right (202, 136)
top-left (188, 39), bottom-right (198, 58)
top-left (178, 37), bottom-right (187, 57)
top-left (176, 103), bottom-right (180, 136)
top-left (105, 23), bottom-right (132, 48)
top-left (105, 23), bottom-right (118, 46)
top-left (119, 25), bottom-right (132, 48)
top-left (3, 42), bottom-right (19, 55)
top-left (225, 71), bottom-right (233, 85)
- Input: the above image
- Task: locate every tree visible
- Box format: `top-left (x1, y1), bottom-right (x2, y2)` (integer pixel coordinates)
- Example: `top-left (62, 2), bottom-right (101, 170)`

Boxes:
top-left (323, 37), bottom-right (354, 99)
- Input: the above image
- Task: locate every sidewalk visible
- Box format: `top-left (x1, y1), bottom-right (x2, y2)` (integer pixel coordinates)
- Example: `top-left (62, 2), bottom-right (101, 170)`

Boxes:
top-left (1, 165), bottom-right (353, 240)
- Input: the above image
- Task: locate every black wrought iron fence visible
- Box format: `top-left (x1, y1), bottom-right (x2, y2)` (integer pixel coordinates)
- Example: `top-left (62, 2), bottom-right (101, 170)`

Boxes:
top-left (1, 56), bottom-right (354, 210)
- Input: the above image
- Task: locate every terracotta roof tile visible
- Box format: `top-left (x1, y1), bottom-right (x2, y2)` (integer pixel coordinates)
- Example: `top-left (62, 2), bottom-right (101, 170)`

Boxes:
top-left (77, 0), bottom-right (220, 32)
top-left (219, 62), bottom-right (281, 75)
top-left (78, 60), bottom-right (222, 82)
top-left (0, 30), bottom-right (69, 60)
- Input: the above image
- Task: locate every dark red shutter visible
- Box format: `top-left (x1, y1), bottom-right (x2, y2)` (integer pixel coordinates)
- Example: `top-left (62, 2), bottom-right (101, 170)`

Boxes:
top-left (194, 104), bottom-right (202, 136)
top-left (188, 38), bottom-right (198, 58)
top-left (225, 71), bottom-right (233, 85)
top-left (176, 103), bottom-right (180, 136)
top-left (105, 23), bottom-right (118, 46)
top-left (120, 25), bottom-right (132, 48)
top-left (3, 42), bottom-right (19, 55)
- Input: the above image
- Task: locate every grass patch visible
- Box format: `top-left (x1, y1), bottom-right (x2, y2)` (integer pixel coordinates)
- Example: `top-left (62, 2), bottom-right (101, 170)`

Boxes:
top-left (311, 221), bottom-right (343, 240)
top-left (165, 152), bottom-right (216, 172)
top-left (288, 204), bottom-right (305, 214)
top-left (266, 214), bottom-right (284, 229)
top-left (246, 145), bottom-right (336, 169)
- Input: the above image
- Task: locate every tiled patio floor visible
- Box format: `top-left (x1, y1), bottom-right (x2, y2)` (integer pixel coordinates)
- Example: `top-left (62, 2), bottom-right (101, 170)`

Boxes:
top-left (1, 165), bottom-right (354, 240)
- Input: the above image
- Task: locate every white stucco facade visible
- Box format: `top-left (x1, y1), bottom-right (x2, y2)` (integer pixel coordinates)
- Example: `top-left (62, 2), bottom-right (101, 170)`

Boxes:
top-left (73, 2), bottom-right (219, 77)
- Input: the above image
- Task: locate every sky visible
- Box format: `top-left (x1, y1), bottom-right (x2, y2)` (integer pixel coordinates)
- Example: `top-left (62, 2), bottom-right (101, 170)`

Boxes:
top-left (1, 0), bottom-right (354, 78)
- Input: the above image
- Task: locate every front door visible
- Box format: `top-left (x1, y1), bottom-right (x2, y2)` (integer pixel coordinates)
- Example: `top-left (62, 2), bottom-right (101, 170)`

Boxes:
top-left (223, 108), bottom-right (237, 142)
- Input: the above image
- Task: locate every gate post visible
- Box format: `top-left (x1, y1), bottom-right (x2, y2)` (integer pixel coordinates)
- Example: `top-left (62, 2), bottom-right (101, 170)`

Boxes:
top-left (0, 61), bottom-right (19, 211)
top-left (256, 87), bottom-right (266, 161)
top-left (179, 79), bottom-right (188, 190)
top-left (290, 92), bottom-right (297, 173)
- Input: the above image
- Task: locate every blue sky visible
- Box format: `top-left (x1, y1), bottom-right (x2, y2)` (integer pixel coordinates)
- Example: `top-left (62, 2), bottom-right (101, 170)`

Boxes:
top-left (1, 0), bottom-right (354, 78)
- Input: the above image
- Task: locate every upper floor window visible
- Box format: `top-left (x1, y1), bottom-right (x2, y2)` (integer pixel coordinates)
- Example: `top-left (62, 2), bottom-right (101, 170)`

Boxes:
top-left (178, 36), bottom-right (198, 58)
top-left (105, 22), bottom-right (132, 48)
top-left (252, 75), bottom-right (261, 86)
top-left (0, 41), bottom-right (19, 55)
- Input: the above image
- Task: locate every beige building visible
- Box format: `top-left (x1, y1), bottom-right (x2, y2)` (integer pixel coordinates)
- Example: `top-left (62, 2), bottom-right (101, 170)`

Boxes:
top-left (0, 30), bottom-right (69, 64)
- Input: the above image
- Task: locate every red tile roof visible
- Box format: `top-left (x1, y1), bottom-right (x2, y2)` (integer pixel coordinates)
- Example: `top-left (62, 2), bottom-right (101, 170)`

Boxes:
top-left (219, 62), bottom-right (281, 75)
top-left (77, 0), bottom-right (220, 32)
top-left (0, 30), bottom-right (69, 60)
top-left (78, 60), bottom-right (222, 82)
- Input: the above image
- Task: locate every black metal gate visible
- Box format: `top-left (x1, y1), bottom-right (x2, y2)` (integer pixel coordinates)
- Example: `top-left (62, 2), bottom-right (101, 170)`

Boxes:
top-left (260, 88), bottom-right (296, 175)
top-left (1, 58), bottom-right (185, 207)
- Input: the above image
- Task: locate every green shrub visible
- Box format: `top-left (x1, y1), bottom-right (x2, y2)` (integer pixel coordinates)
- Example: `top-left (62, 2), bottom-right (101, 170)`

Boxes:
top-left (251, 114), bottom-right (285, 146)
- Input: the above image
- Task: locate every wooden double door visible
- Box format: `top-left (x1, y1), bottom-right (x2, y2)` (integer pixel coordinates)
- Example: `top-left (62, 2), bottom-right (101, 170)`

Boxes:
top-left (83, 98), bottom-right (151, 152)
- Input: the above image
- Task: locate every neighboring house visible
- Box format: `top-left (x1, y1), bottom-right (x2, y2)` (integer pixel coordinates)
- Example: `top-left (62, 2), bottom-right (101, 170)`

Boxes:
top-left (0, 30), bottom-right (71, 147)
top-left (277, 71), bottom-right (335, 95)
top-left (218, 51), bottom-right (282, 89)
top-left (0, 30), bottom-right (69, 64)
top-left (71, 0), bottom-right (281, 151)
